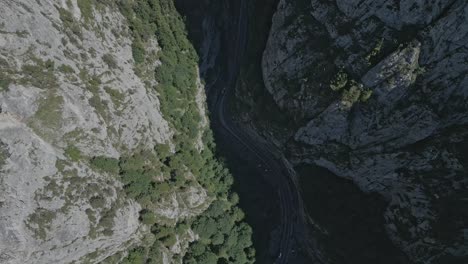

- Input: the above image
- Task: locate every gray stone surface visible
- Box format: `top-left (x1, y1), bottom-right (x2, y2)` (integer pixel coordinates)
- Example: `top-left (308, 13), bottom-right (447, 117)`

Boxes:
top-left (260, 0), bottom-right (468, 262)
top-left (0, 1), bottom-right (208, 263)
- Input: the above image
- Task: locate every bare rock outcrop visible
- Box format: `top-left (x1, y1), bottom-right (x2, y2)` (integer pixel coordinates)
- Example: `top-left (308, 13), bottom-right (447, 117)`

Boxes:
top-left (260, 0), bottom-right (468, 262)
top-left (0, 0), bottom-right (200, 263)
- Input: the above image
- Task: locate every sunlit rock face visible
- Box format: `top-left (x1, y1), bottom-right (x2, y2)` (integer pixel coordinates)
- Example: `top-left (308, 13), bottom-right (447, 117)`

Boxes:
top-left (0, 1), bottom-right (208, 263)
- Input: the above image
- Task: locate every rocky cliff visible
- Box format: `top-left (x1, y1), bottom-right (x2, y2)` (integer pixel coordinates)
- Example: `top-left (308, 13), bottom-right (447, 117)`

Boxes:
top-left (238, 0), bottom-right (468, 263)
top-left (0, 1), bottom-right (252, 264)
top-left (0, 1), bottom-right (157, 262)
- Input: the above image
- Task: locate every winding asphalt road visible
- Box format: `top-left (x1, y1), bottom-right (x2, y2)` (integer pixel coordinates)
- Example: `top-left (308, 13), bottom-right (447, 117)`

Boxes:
top-left (208, 1), bottom-right (324, 263)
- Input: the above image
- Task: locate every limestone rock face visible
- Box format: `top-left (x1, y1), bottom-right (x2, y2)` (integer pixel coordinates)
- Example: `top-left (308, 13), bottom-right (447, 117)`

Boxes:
top-left (0, 1), bottom-right (205, 263)
top-left (261, 0), bottom-right (468, 262)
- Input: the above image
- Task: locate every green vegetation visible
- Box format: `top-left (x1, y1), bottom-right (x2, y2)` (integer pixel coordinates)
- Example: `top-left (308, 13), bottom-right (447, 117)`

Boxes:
top-left (121, 248), bottom-right (147, 264)
top-left (90, 196), bottom-right (106, 208)
top-left (132, 40), bottom-right (146, 64)
top-left (58, 64), bottom-right (75, 74)
top-left (78, 69), bottom-right (113, 121)
top-left (341, 80), bottom-right (373, 105)
top-left (342, 84), bottom-right (363, 104)
top-left (0, 29), bottom-right (29, 38)
top-left (110, 0), bottom-right (255, 263)
top-left (329, 70), bottom-right (373, 105)
top-left (104, 86), bottom-right (126, 109)
top-left (0, 141), bottom-right (9, 170)
top-left (77, 0), bottom-right (94, 23)
top-left (25, 208), bottom-right (57, 240)
top-left (98, 206), bottom-right (117, 236)
top-left (56, 5), bottom-right (83, 39)
top-left (90, 156), bottom-right (120, 174)
top-left (82, 250), bottom-right (100, 263)
top-left (360, 89), bottom-right (373, 102)
top-left (329, 70), bottom-right (348, 91)
top-left (102, 53), bottom-right (118, 69)
top-left (0, 57), bottom-right (12, 91)
top-left (0, 73), bottom-right (11, 90)
top-left (184, 200), bottom-right (254, 264)
top-left (29, 93), bottom-right (64, 140)
top-left (414, 66), bottom-right (426, 76)
top-left (43, 159), bottom-right (124, 239)
top-left (65, 145), bottom-right (82, 161)
top-left (365, 38), bottom-right (384, 64)
top-left (118, 0), bottom-right (202, 139)
top-left (20, 57), bottom-right (57, 88)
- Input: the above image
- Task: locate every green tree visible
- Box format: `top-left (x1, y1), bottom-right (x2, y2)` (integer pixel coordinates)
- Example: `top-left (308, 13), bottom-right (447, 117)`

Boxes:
top-left (121, 247), bottom-right (145, 264)
top-left (196, 252), bottom-right (218, 264)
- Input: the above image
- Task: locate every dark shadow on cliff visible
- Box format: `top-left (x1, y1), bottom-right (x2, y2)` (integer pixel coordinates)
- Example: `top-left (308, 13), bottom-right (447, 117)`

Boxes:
top-left (297, 164), bottom-right (411, 264)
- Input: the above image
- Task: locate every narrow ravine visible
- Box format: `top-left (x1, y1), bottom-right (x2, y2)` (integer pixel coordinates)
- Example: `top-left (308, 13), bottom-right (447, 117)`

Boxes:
top-left (174, 2), bottom-right (402, 264)
top-left (175, 1), bottom-right (314, 263)
top-left (174, 1), bottom-right (327, 263)
top-left (176, 1), bottom-right (468, 264)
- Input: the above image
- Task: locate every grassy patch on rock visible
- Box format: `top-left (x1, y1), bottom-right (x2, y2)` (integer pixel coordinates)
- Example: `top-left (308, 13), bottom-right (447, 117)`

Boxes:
top-left (28, 92), bottom-right (64, 141)
top-left (25, 208), bottom-right (57, 240)
top-left (77, 0), bottom-right (94, 23)
top-left (20, 57), bottom-right (57, 88)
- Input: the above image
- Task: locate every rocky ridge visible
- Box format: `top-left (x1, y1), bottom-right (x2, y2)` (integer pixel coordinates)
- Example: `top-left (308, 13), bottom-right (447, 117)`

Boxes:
top-left (257, 0), bottom-right (468, 262)
top-left (0, 1), bottom-right (210, 263)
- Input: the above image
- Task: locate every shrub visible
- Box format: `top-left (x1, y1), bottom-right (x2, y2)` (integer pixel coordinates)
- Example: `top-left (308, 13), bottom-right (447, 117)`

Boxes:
top-left (57, 6), bottom-right (82, 38)
top-left (65, 145), bottom-right (82, 161)
top-left (330, 70), bottom-right (348, 91)
top-left (20, 58), bottom-right (57, 88)
top-left (90, 196), bottom-right (106, 208)
top-left (77, 0), bottom-right (94, 23)
top-left (366, 38), bottom-right (384, 63)
top-left (161, 233), bottom-right (177, 248)
top-left (58, 64), bottom-right (75, 74)
top-left (104, 86), bottom-right (125, 106)
top-left (121, 247), bottom-right (146, 264)
top-left (90, 156), bottom-right (119, 174)
top-left (342, 84), bottom-right (362, 104)
top-left (102, 53), bottom-right (118, 69)
top-left (26, 208), bottom-right (56, 240)
top-left (0, 75), bottom-right (11, 91)
top-left (139, 210), bottom-right (157, 225)
top-left (360, 89), bottom-right (373, 102)
top-left (132, 40), bottom-right (146, 64)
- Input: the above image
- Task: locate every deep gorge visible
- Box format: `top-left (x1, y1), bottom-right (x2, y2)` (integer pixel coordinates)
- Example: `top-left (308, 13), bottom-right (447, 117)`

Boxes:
top-left (1, 0), bottom-right (466, 263)
top-left (175, 0), bottom-right (408, 263)
top-left (176, 0), bottom-right (468, 263)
